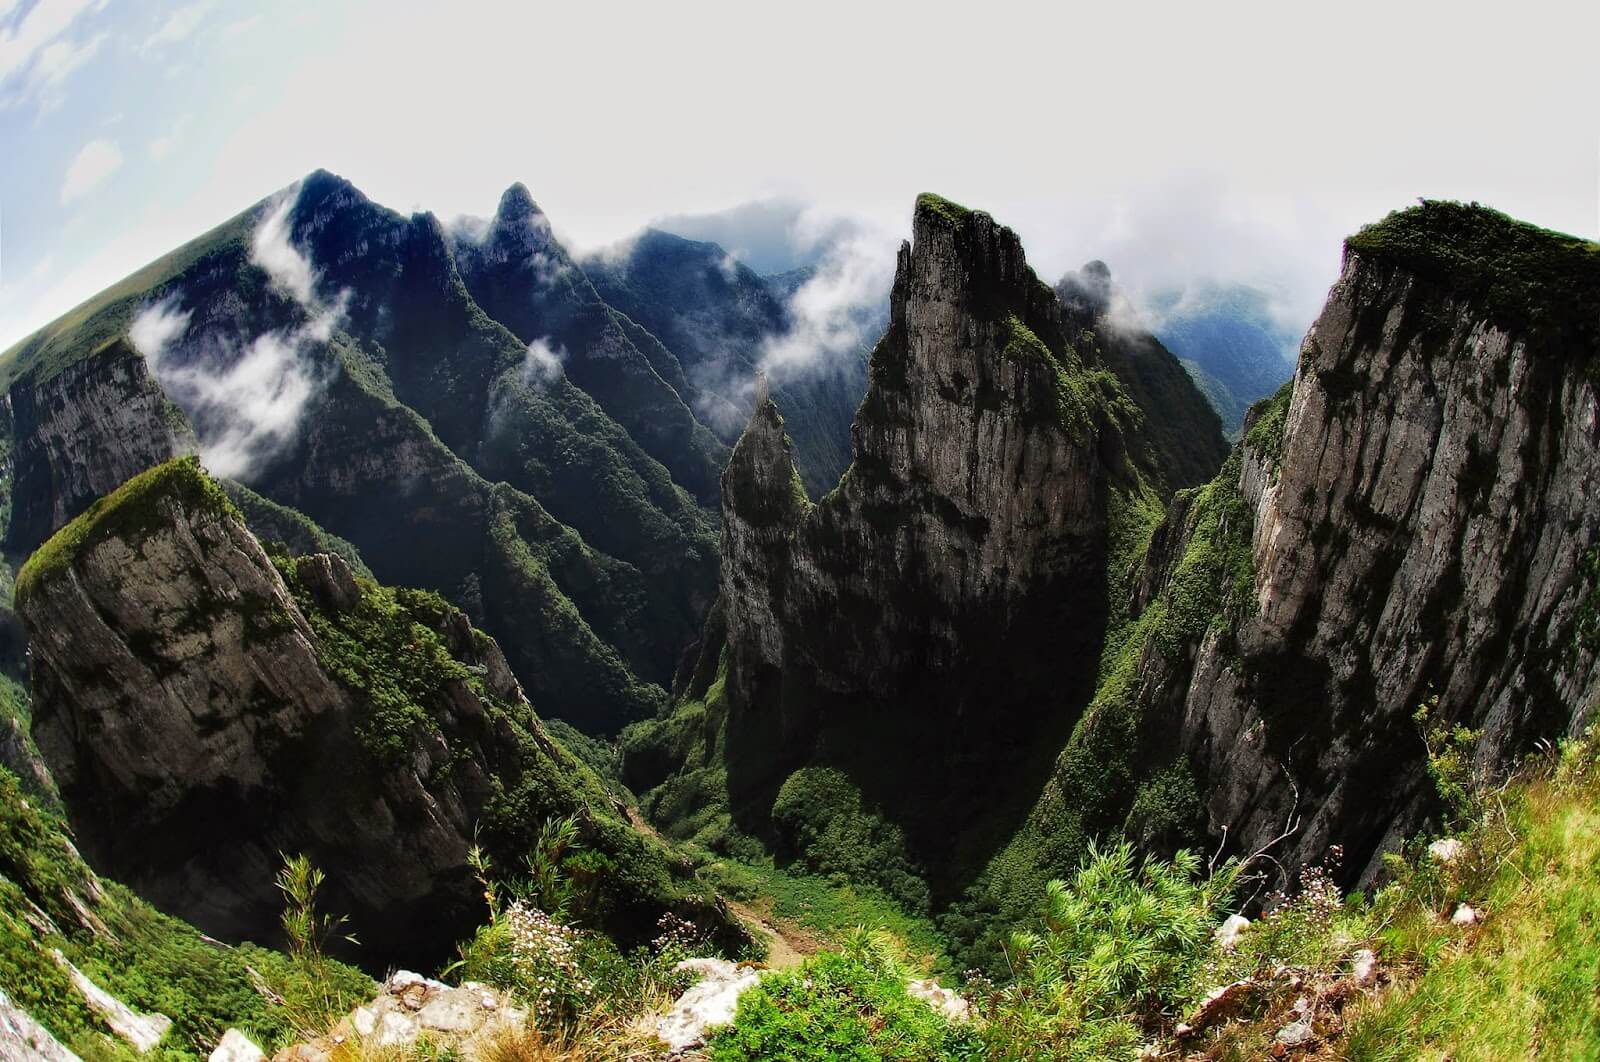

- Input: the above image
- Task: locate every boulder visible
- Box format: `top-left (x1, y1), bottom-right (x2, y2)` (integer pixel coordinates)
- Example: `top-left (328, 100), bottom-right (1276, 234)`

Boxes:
top-left (654, 958), bottom-right (764, 1054)
top-left (1214, 913), bottom-right (1251, 952)
top-left (906, 978), bottom-right (971, 1022)
top-left (208, 1029), bottom-right (266, 1062)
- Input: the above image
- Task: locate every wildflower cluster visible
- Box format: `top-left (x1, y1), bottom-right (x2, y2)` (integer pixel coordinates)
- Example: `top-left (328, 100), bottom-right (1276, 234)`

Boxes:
top-left (650, 913), bottom-right (704, 967)
top-left (506, 899), bottom-right (595, 1024)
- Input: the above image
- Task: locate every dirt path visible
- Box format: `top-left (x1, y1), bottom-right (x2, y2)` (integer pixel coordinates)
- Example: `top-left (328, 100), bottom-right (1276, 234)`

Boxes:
top-left (621, 805), bottom-right (814, 970)
top-left (724, 899), bottom-right (814, 971)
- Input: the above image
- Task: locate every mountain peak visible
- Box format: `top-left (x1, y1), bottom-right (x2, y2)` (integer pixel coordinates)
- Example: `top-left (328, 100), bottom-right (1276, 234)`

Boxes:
top-left (496, 182), bottom-right (543, 224)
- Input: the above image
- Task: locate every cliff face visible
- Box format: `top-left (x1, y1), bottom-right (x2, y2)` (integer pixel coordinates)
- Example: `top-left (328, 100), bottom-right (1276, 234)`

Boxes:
top-left (5, 339), bottom-right (196, 551)
top-left (1156, 207), bottom-right (1600, 880)
top-left (711, 196), bottom-right (1142, 867)
top-left (16, 460), bottom-right (736, 963)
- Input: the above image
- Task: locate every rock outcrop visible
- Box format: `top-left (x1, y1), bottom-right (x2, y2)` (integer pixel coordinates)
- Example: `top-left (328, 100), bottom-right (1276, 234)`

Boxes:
top-left (17, 458), bottom-right (738, 962)
top-left (1076, 201), bottom-right (1600, 883)
top-left (274, 971), bottom-right (526, 1062)
top-left (708, 194), bottom-right (1147, 871)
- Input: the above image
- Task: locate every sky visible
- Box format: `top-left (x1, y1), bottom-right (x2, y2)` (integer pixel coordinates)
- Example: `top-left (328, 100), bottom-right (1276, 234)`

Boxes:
top-left (2, 0), bottom-right (1597, 352)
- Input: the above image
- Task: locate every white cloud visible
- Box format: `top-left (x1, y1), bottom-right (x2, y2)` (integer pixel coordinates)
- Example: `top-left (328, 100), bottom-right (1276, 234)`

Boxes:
top-left (758, 209), bottom-right (897, 378)
top-left (142, 2), bottom-right (215, 52)
top-left (522, 337), bottom-right (565, 386)
top-left (127, 195), bottom-right (345, 482)
top-left (60, 138), bottom-right (123, 204)
top-left (0, 0), bottom-right (103, 111)
top-left (250, 189), bottom-right (318, 305)
top-left (128, 296), bottom-right (191, 356)
top-left (217, 14), bottom-right (262, 39)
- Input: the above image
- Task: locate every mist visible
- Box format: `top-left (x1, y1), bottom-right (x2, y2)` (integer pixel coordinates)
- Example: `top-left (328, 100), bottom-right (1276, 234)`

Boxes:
top-left (128, 190), bottom-right (340, 482)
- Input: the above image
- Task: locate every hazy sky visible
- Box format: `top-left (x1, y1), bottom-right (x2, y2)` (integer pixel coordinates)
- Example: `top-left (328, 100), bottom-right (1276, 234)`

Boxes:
top-left (2, 0), bottom-right (1596, 351)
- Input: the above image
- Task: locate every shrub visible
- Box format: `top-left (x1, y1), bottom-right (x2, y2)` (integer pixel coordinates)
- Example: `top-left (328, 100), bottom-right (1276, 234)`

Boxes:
top-left (975, 842), bottom-right (1240, 1057)
top-left (709, 943), bottom-right (981, 1061)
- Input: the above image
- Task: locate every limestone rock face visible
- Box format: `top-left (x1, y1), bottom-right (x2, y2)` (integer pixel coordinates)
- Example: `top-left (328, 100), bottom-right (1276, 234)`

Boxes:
top-left (0, 986), bottom-right (81, 1062)
top-left (714, 196), bottom-right (1137, 855)
top-left (6, 341), bottom-right (195, 552)
top-left (1133, 219), bottom-right (1600, 881)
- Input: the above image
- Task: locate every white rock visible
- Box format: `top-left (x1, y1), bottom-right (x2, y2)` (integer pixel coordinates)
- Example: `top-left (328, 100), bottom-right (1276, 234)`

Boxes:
top-left (1213, 913), bottom-right (1251, 952)
top-left (906, 979), bottom-right (971, 1022)
top-left (0, 986), bottom-right (82, 1062)
top-left (1351, 948), bottom-right (1378, 986)
top-left (1451, 903), bottom-right (1481, 926)
top-left (208, 1029), bottom-right (265, 1062)
top-left (1275, 1019), bottom-right (1314, 1046)
top-left (372, 1010), bottom-right (419, 1049)
top-left (385, 970), bottom-right (447, 995)
top-left (655, 958), bottom-right (763, 1053)
top-left (51, 950), bottom-right (172, 1052)
top-left (1428, 837), bottom-right (1465, 864)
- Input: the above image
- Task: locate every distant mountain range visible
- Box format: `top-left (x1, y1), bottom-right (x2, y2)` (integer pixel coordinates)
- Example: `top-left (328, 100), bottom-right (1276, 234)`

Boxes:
top-left (1146, 282), bottom-right (1301, 435)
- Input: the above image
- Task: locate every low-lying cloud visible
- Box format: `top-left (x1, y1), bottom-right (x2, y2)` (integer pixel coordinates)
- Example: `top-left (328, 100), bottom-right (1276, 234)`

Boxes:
top-left (522, 337), bottom-right (566, 385)
top-left (129, 189), bottom-right (342, 482)
top-left (757, 213), bottom-right (896, 379)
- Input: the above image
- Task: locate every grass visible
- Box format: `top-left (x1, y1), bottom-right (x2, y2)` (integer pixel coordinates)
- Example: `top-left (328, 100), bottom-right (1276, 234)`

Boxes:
top-left (1340, 746), bottom-right (1600, 1059)
top-left (914, 193), bottom-right (974, 227)
top-left (1345, 199), bottom-right (1600, 349)
top-left (14, 457), bottom-right (241, 603)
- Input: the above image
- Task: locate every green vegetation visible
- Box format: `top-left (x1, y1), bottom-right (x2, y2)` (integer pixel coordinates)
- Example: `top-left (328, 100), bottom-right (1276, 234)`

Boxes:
top-left (273, 553), bottom-right (469, 765)
top-left (220, 481), bottom-right (373, 578)
top-left (1243, 378), bottom-right (1295, 471)
top-left (0, 765), bottom-right (372, 1059)
top-left (914, 193), bottom-right (974, 227)
top-left (771, 767), bottom-right (929, 914)
top-left (15, 457), bottom-right (240, 602)
top-left (710, 935), bottom-right (981, 1060)
top-left (1346, 199), bottom-right (1600, 348)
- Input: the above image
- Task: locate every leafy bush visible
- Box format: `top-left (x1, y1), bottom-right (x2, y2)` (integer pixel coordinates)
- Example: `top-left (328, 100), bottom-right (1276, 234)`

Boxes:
top-left (709, 938), bottom-right (981, 1061)
top-left (974, 842), bottom-right (1239, 1058)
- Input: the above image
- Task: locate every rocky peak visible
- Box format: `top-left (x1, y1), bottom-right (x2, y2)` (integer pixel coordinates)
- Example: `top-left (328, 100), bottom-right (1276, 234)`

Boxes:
top-left (17, 458), bottom-right (736, 963)
top-left (1095, 201), bottom-right (1600, 885)
top-left (712, 194), bottom-right (1135, 863)
top-left (1055, 259), bottom-right (1114, 319)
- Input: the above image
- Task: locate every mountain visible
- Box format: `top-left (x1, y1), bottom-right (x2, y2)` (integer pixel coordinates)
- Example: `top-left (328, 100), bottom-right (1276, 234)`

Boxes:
top-left (14, 458), bottom-right (741, 964)
top-left (582, 228), bottom-right (872, 496)
top-left (0, 169), bottom-right (732, 735)
top-left (1057, 260), bottom-right (1230, 491)
top-left (623, 195), bottom-right (1224, 924)
top-left (1146, 281), bottom-right (1299, 435)
top-left (625, 197), bottom-right (1600, 970)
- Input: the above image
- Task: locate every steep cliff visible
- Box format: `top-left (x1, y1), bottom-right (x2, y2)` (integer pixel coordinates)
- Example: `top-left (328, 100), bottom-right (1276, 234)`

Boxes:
top-left (15, 459), bottom-right (736, 964)
top-left (630, 195), bottom-right (1152, 889)
top-left (1151, 202), bottom-right (1600, 881)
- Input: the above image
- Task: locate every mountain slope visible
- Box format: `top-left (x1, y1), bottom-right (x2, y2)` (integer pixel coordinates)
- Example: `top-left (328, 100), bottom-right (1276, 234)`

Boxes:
top-left (1147, 281), bottom-right (1299, 435)
top-left (1057, 260), bottom-right (1230, 491)
top-left (582, 228), bottom-right (871, 496)
top-left (0, 170), bottom-right (728, 733)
